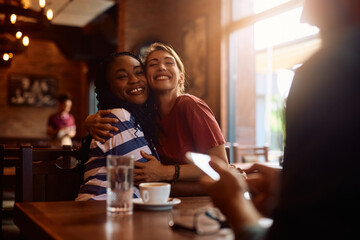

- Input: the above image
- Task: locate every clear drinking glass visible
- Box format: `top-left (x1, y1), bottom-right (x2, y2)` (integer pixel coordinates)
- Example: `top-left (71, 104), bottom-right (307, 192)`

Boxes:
top-left (107, 155), bottom-right (134, 215)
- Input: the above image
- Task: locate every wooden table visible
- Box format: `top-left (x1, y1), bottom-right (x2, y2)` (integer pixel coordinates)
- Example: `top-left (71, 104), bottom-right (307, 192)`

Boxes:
top-left (13, 197), bottom-right (233, 240)
top-left (232, 161), bottom-right (281, 170)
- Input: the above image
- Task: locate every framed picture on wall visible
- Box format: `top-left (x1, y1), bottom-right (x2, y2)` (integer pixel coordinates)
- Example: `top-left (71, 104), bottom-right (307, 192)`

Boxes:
top-left (8, 74), bottom-right (57, 107)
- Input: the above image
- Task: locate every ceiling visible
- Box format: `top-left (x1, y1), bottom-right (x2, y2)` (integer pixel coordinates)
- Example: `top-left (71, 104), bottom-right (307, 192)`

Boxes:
top-left (28, 0), bottom-right (115, 27)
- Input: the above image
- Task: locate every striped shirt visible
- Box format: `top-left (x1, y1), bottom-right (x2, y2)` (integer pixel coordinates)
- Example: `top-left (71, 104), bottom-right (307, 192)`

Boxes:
top-left (76, 108), bottom-right (158, 201)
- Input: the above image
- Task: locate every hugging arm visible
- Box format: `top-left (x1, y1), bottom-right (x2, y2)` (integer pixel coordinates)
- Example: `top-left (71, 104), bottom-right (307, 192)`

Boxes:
top-left (85, 110), bottom-right (119, 142)
top-left (134, 151), bottom-right (204, 183)
top-left (134, 151), bottom-right (213, 197)
top-left (207, 144), bottom-right (228, 163)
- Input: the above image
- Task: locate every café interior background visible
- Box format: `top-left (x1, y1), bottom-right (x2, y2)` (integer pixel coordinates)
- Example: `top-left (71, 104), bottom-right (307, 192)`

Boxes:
top-left (0, 0), bottom-right (319, 159)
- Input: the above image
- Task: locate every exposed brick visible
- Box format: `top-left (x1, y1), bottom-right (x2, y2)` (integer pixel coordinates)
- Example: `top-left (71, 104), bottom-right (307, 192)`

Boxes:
top-left (119, 0), bottom-right (222, 121)
top-left (0, 39), bottom-right (88, 140)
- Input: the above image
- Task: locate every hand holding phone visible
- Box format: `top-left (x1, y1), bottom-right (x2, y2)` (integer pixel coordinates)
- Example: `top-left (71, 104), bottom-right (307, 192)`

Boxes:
top-left (185, 152), bottom-right (220, 181)
top-left (186, 152), bottom-right (252, 200)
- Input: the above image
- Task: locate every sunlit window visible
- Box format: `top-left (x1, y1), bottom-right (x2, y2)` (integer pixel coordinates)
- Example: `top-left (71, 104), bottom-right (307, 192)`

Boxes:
top-left (254, 0), bottom-right (291, 13)
top-left (254, 7), bottom-right (319, 50)
top-left (232, 0), bottom-right (295, 20)
top-left (227, 0), bottom-right (321, 162)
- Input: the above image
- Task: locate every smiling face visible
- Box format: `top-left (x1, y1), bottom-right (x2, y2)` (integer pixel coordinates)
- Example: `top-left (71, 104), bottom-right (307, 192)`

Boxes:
top-left (145, 50), bottom-right (184, 95)
top-left (107, 55), bottom-right (148, 105)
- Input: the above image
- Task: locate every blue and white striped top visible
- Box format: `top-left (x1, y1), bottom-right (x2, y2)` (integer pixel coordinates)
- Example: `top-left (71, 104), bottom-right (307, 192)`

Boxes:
top-left (75, 108), bottom-right (159, 201)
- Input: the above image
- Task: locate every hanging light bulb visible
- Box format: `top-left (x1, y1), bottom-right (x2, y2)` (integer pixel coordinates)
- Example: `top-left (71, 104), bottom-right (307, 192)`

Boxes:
top-left (39, 0), bottom-right (46, 8)
top-left (10, 14), bottom-right (17, 24)
top-left (16, 31), bottom-right (23, 39)
top-left (0, 0), bottom-right (54, 66)
top-left (3, 53), bottom-right (10, 61)
top-left (46, 9), bottom-right (54, 20)
top-left (22, 36), bottom-right (30, 47)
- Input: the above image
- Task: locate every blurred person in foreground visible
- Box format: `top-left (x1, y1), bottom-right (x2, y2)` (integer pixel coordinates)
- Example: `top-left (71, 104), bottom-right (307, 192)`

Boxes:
top-left (47, 93), bottom-right (76, 148)
top-left (201, 0), bottom-right (360, 239)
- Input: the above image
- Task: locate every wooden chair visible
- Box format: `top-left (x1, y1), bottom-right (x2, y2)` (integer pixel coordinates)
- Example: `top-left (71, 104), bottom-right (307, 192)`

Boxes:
top-left (16, 145), bottom-right (83, 202)
top-left (232, 143), bottom-right (269, 163)
top-left (1, 145), bottom-right (82, 203)
top-left (1, 144), bottom-right (22, 233)
top-left (225, 144), bottom-right (231, 163)
top-left (1, 145), bottom-right (83, 234)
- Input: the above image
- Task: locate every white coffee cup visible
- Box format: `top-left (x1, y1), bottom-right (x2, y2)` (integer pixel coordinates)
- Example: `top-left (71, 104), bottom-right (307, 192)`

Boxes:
top-left (139, 182), bottom-right (171, 204)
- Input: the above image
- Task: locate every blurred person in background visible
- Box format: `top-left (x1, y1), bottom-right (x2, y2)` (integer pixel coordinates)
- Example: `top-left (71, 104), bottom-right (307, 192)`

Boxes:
top-left (47, 93), bottom-right (76, 148)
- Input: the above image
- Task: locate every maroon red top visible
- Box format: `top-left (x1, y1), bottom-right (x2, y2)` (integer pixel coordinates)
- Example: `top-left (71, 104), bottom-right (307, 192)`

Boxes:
top-left (47, 113), bottom-right (75, 130)
top-left (156, 94), bottom-right (225, 164)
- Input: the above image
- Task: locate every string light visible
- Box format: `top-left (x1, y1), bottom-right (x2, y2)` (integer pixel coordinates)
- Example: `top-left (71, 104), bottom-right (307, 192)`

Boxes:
top-left (0, 0), bottom-right (53, 65)
top-left (10, 14), bottom-right (17, 24)
top-left (22, 36), bottom-right (30, 47)
top-left (46, 9), bottom-right (54, 21)
top-left (3, 53), bottom-right (10, 61)
top-left (16, 31), bottom-right (23, 39)
top-left (39, 0), bottom-right (46, 9)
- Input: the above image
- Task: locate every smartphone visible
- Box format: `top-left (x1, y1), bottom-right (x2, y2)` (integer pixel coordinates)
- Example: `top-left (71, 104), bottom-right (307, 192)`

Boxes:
top-left (185, 152), bottom-right (220, 181)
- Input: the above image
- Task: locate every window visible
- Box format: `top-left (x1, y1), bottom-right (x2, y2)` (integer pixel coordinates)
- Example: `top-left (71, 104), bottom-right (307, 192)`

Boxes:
top-left (225, 0), bottom-right (320, 162)
top-left (89, 81), bottom-right (98, 115)
top-left (254, 0), bottom-right (292, 14)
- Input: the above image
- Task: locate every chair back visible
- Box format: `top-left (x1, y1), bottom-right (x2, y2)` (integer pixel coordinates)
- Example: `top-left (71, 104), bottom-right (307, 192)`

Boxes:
top-left (17, 145), bottom-right (83, 202)
top-left (1, 145), bottom-right (83, 233)
top-left (1, 144), bottom-right (22, 232)
top-left (225, 144), bottom-right (231, 163)
top-left (232, 143), bottom-right (269, 163)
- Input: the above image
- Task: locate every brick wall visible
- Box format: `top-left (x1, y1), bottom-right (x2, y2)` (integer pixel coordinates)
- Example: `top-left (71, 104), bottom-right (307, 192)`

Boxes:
top-left (0, 39), bottom-right (88, 140)
top-left (118, 0), bottom-right (222, 123)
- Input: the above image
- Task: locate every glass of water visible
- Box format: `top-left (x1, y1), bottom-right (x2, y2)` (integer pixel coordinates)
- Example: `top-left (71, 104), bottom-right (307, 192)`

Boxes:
top-left (107, 155), bottom-right (134, 215)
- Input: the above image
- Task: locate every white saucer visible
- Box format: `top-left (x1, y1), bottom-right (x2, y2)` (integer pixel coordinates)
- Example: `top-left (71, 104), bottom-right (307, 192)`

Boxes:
top-left (133, 198), bottom-right (181, 211)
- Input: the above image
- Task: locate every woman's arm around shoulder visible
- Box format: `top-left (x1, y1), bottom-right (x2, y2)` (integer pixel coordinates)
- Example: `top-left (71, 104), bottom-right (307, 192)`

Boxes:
top-left (85, 109), bottom-right (119, 142)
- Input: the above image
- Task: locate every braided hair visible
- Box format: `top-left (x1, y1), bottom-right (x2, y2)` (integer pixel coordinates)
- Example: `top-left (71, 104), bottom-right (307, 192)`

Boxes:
top-left (95, 52), bottom-right (158, 149)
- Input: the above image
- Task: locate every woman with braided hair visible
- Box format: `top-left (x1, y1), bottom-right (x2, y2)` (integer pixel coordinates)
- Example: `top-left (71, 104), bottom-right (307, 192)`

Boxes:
top-left (76, 52), bottom-right (159, 201)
